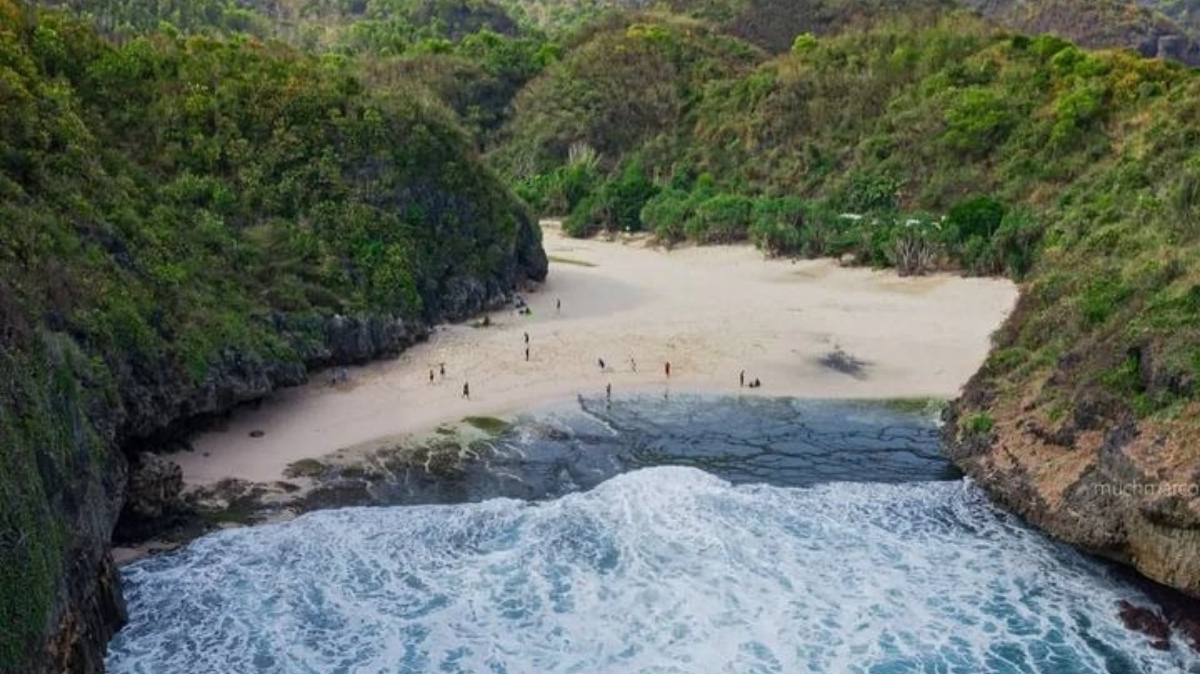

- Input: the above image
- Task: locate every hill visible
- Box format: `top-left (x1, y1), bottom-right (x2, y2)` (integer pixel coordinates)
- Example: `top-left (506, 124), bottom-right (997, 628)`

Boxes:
top-left (0, 3), bottom-right (545, 672)
top-left (497, 13), bottom-right (1200, 595)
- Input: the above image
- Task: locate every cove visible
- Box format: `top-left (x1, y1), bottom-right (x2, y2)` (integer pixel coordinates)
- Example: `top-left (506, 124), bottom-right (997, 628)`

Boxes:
top-left (106, 396), bottom-right (1198, 673)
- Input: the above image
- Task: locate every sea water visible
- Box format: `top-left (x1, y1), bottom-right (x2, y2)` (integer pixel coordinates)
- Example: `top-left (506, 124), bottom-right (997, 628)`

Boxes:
top-left (106, 396), bottom-right (1198, 673)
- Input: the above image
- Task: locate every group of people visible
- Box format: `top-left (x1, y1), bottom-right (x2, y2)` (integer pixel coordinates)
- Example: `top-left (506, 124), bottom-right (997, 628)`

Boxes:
top-left (739, 370), bottom-right (763, 389)
top-left (423, 294), bottom-right (764, 405)
top-left (427, 363), bottom-right (471, 399)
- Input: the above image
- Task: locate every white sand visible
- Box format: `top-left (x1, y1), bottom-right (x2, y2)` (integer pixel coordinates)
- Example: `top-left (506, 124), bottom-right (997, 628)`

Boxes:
top-left (172, 223), bottom-right (1018, 485)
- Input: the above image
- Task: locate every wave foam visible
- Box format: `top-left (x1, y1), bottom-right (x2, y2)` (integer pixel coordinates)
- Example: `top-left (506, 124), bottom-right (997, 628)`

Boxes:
top-left (108, 468), bottom-right (1196, 673)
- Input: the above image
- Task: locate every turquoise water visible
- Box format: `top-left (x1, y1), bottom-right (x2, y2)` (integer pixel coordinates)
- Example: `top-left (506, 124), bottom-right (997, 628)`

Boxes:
top-left (106, 397), bottom-right (1198, 673)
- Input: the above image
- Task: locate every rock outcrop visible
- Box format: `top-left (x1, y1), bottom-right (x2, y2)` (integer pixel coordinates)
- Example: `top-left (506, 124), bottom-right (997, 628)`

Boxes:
top-left (943, 376), bottom-right (1200, 598)
top-left (3, 256), bottom-right (546, 674)
top-left (958, 0), bottom-right (1200, 66)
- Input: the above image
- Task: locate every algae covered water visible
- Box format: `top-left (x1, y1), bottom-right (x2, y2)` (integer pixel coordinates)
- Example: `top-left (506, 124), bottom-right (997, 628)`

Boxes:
top-left (106, 397), bottom-right (1197, 673)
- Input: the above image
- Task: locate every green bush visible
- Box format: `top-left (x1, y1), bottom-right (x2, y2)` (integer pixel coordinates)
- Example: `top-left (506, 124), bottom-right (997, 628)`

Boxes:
top-left (943, 87), bottom-right (1014, 155)
top-left (791, 32), bottom-right (817, 55)
top-left (600, 156), bottom-right (659, 232)
top-left (748, 196), bottom-right (807, 256)
top-left (516, 162), bottom-right (599, 215)
top-left (641, 188), bottom-right (693, 243)
top-left (841, 171), bottom-right (900, 213)
top-left (687, 193), bottom-right (754, 243)
top-left (559, 156), bottom-right (659, 236)
top-left (961, 234), bottom-right (1001, 275)
top-left (993, 208), bottom-right (1042, 279)
top-left (947, 195), bottom-right (1007, 242)
top-left (564, 192), bottom-right (605, 237)
top-left (1080, 273), bottom-right (1132, 325)
top-left (964, 412), bottom-right (995, 435)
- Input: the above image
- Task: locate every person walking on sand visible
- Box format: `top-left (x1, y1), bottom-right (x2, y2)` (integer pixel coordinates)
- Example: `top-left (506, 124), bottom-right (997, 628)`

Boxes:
top-left (665, 361), bottom-right (671, 378)
top-left (630, 357), bottom-right (637, 373)
top-left (462, 381), bottom-right (470, 399)
top-left (525, 347), bottom-right (530, 362)
top-left (556, 298), bottom-right (561, 313)
top-left (524, 331), bottom-right (529, 345)
top-left (439, 363), bottom-right (445, 378)
top-left (739, 370), bottom-right (745, 388)
top-left (429, 369), bottom-right (435, 384)
top-left (606, 383), bottom-right (612, 403)
top-left (598, 358), bottom-right (606, 371)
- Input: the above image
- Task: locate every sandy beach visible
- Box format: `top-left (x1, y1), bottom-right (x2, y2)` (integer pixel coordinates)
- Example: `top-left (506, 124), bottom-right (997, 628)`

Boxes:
top-left (171, 223), bottom-right (1018, 486)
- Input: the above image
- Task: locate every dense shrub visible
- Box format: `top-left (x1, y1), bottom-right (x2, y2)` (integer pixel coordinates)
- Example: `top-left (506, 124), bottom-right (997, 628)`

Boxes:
top-left (947, 195), bottom-right (1007, 241)
top-left (993, 208), bottom-right (1042, 279)
top-left (516, 161), bottom-right (599, 215)
top-left (748, 196), bottom-right (807, 255)
top-left (687, 193), bottom-right (754, 243)
top-left (560, 156), bottom-right (658, 236)
top-left (841, 171), bottom-right (900, 213)
top-left (641, 188), bottom-right (693, 243)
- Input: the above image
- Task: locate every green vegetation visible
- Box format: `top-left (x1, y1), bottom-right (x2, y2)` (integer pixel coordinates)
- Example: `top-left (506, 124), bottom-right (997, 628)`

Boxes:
top-left (462, 415), bottom-right (512, 434)
top-left (284, 459), bottom-right (329, 479)
top-left (964, 412), bottom-right (996, 435)
top-left (9, 0), bottom-right (1200, 667)
top-left (500, 11), bottom-right (1200, 428)
top-left (0, 3), bottom-right (543, 670)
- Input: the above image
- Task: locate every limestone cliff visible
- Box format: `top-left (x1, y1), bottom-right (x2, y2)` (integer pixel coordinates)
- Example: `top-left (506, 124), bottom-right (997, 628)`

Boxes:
top-left (0, 6), bottom-right (548, 672)
top-left (943, 294), bottom-right (1200, 596)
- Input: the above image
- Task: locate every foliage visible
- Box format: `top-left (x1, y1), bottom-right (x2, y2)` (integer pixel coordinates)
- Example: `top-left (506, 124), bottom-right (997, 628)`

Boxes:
top-left (489, 17), bottom-right (762, 178)
top-left (641, 188), bottom-right (694, 243)
top-left (686, 193), bottom-right (754, 243)
top-left (0, 7), bottom-right (542, 671)
top-left (748, 196), bottom-right (807, 255)
top-left (502, 11), bottom-right (1200, 425)
top-left (564, 155), bottom-right (659, 234)
top-left (963, 412), bottom-right (995, 435)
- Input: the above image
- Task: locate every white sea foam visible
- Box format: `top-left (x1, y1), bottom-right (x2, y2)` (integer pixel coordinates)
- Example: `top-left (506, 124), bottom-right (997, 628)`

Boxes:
top-left (108, 467), bottom-right (1197, 673)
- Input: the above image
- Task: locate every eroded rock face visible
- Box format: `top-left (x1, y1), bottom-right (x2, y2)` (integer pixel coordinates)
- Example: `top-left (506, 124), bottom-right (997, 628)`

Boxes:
top-left (10, 216), bottom-right (548, 674)
top-left (124, 453), bottom-right (183, 521)
top-left (943, 394), bottom-right (1200, 599)
top-left (113, 453), bottom-right (186, 543)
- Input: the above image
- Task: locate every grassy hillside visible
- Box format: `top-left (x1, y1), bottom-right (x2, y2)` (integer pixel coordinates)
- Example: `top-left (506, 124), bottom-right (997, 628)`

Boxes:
top-left (495, 11), bottom-right (1200, 592)
top-left (0, 3), bottom-right (544, 670)
top-left (502, 12), bottom-right (1200, 421)
top-left (490, 15), bottom-right (763, 177)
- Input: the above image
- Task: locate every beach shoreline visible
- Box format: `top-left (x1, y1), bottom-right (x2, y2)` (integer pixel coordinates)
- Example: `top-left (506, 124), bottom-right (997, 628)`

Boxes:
top-left (168, 223), bottom-right (1019, 487)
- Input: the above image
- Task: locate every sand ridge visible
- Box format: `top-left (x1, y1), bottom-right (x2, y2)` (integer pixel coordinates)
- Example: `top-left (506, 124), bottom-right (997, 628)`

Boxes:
top-left (171, 223), bottom-right (1019, 485)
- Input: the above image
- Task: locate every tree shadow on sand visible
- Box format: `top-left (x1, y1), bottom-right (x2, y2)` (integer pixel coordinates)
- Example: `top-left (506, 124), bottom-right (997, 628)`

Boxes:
top-left (816, 347), bottom-right (870, 380)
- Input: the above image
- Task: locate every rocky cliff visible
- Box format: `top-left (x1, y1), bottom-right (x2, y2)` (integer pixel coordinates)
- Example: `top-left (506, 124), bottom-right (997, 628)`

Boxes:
top-left (943, 296), bottom-right (1200, 598)
top-left (0, 5), bottom-right (548, 672)
top-left (3, 289), bottom-right (545, 674)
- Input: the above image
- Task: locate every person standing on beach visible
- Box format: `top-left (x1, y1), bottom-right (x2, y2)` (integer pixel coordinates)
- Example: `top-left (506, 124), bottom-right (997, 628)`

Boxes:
top-left (429, 369), bottom-right (435, 384)
top-left (665, 361), bottom-right (671, 378)
top-left (630, 357), bottom-right (637, 373)
top-left (462, 381), bottom-right (470, 399)
top-left (739, 370), bottom-right (745, 388)
top-left (598, 358), bottom-right (606, 371)
top-left (525, 347), bottom-right (530, 362)
top-left (439, 363), bottom-right (445, 378)
top-left (556, 298), bottom-right (561, 313)
top-left (606, 383), bottom-right (612, 403)
top-left (524, 332), bottom-right (529, 345)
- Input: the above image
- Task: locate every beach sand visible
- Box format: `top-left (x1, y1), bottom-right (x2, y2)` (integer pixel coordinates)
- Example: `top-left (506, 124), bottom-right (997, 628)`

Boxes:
top-left (171, 222), bottom-right (1018, 486)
